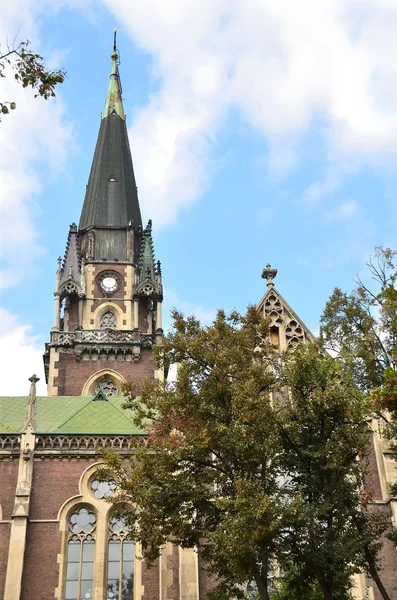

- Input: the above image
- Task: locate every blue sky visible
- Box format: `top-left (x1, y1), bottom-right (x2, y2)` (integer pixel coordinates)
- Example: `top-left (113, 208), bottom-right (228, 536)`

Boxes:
top-left (0, 0), bottom-right (396, 395)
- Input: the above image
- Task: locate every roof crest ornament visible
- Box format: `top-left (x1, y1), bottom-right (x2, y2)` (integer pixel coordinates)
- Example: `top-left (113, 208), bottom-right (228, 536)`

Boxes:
top-left (262, 263), bottom-right (278, 288)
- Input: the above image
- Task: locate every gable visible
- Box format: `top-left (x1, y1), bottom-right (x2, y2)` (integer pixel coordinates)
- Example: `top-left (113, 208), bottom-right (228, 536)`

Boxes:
top-left (257, 286), bottom-right (316, 350)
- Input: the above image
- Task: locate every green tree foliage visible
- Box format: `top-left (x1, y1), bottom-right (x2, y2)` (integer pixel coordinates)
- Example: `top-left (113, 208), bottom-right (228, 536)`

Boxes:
top-left (105, 308), bottom-right (294, 600)
top-left (277, 344), bottom-right (392, 600)
top-left (320, 247), bottom-right (396, 395)
top-left (321, 248), bottom-right (397, 473)
top-left (102, 304), bottom-right (395, 600)
top-left (0, 40), bottom-right (65, 117)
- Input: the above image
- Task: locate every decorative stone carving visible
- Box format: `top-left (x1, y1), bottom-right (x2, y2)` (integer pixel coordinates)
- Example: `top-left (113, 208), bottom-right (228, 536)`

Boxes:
top-left (0, 436), bottom-right (20, 451)
top-left (87, 231), bottom-right (95, 261)
top-left (82, 330), bottom-right (135, 342)
top-left (100, 312), bottom-right (117, 329)
top-left (34, 435), bottom-right (144, 452)
top-left (285, 319), bottom-right (304, 345)
top-left (60, 281), bottom-right (79, 296)
top-left (57, 333), bottom-right (75, 345)
top-left (139, 282), bottom-right (156, 296)
top-left (264, 293), bottom-right (283, 327)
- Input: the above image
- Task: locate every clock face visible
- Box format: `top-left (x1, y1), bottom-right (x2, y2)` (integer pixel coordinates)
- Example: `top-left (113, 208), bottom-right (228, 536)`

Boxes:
top-left (98, 271), bottom-right (121, 294)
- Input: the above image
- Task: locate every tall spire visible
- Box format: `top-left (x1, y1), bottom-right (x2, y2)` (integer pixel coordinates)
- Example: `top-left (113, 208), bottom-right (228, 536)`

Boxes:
top-left (102, 30), bottom-right (125, 120)
top-left (79, 32), bottom-right (142, 231)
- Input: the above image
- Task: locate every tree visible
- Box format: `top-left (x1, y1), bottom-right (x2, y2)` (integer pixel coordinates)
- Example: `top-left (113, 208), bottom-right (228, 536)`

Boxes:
top-left (276, 344), bottom-right (393, 600)
top-left (0, 39), bottom-right (65, 117)
top-left (320, 247), bottom-right (396, 396)
top-left (320, 247), bottom-right (397, 464)
top-left (103, 308), bottom-right (296, 600)
top-left (319, 246), bottom-right (397, 598)
top-left (101, 305), bottom-right (395, 600)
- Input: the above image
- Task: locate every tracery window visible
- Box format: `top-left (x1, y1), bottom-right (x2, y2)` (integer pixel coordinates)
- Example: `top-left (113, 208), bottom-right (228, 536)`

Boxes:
top-left (65, 506), bottom-right (96, 600)
top-left (107, 517), bottom-right (134, 600)
top-left (60, 470), bottom-right (137, 600)
top-left (91, 478), bottom-right (116, 499)
top-left (100, 311), bottom-right (117, 329)
top-left (95, 379), bottom-right (120, 397)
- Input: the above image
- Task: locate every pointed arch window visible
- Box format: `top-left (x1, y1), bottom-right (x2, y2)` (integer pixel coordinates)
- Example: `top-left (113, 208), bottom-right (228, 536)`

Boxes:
top-left (107, 516), bottom-right (134, 600)
top-left (65, 506), bottom-right (96, 600)
top-left (100, 311), bottom-right (117, 329)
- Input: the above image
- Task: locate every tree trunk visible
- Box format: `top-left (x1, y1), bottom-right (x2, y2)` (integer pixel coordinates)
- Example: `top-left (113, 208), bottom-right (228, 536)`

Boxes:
top-left (320, 580), bottom-right (333, 600)
top-left (352, 514), bottom-right (392, 600)
top-left (255, 575), bottom-right (270, 600)
top-left (367, 560), bottom-right (392, 600)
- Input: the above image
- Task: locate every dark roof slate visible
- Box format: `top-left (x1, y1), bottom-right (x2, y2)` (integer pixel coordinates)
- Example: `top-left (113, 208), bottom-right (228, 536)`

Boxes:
top-left (79, 112), bottom-right (142, 230)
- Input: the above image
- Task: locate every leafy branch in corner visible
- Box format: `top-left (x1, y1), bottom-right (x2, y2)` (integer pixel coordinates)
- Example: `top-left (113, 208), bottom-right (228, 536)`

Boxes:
top-left (0, 39), bottom-right (65, 117)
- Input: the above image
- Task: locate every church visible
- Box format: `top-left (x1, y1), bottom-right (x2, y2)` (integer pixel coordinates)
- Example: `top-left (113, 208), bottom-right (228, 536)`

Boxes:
top-left (0, 38), bottom-right (396, 600)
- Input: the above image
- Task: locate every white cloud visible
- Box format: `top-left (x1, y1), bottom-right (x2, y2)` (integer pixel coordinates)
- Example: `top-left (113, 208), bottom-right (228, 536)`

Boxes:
top-left (163, 288), bottom-right (217, 331)
top-left (0, 308), bottom-right (47, 395)
top-left (98, 0), bottom-right (397, 222)
top-left (326, 200), bottom-right (359, 222)
top-left (0, 3), bottom-right (73, 291)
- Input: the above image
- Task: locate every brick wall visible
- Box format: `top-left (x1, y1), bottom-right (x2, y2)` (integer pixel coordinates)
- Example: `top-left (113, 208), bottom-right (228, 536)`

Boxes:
top-left (0, 523), bottom-right (11, 597)
top-left (365, 438), bottom-right (397, 599)
top-left (142, 558), bottom-right (160, 600)
top-left (21, 522), bottom-right (60, 600)
top-left (53, 347), bottom-right (155, 395)
top-left (30, 459), bottom-right (95, 520)
top-left (0, 460), bottom-right (18, 519)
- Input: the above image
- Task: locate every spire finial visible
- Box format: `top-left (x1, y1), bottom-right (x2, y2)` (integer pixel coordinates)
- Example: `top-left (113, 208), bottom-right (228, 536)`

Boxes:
top-left (261, 263), bottom-right (278, 288)
top-left (102, 30), bottom-right (125, 120)
top-left (111, 29), bottom-right (118, 61)
top-left (24, 375), bottom-right (39, 432)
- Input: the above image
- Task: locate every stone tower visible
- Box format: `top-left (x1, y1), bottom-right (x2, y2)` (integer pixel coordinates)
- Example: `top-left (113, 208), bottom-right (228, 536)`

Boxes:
top-left (44, 37), bottom-right (163, 397)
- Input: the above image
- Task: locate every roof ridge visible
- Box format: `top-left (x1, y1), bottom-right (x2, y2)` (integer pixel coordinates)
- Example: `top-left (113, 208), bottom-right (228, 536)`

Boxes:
top-left (108, 397), bottom-right (136, 424)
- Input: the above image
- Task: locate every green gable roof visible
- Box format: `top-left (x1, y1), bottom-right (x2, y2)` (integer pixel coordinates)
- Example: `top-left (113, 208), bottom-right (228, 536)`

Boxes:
top-left (0, 396), bottom-right (142, 435)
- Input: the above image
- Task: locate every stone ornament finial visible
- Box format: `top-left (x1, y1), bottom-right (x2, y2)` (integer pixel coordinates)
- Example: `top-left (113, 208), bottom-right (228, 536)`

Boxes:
top-left (28, 374), bottom-right (40, 386)
top-left (261, 263), bottom-right (278, 288)
top-left (24, 374), bottom-right (39, 433)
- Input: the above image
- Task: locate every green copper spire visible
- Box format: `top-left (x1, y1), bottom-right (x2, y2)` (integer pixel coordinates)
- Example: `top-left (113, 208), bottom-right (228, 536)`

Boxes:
top-left (102, 30), bottom-right (125, 120)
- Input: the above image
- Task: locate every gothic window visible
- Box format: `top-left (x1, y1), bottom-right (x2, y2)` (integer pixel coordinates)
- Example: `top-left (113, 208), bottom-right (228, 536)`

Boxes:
top-left (65, 506), bottom-right (96, 600)
top-left (107, 517), bottom-right (134, 600)
top-left (100, 311), bottom-right (117, 329)
top-left (95, 379), bottom-right (120, 397)
top-left (91, 478), bottom-right (116, 499)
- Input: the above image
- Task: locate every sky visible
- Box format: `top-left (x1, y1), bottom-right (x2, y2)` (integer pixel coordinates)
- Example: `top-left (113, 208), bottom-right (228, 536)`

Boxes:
top-left (0, 0), bottom-right (396, 396)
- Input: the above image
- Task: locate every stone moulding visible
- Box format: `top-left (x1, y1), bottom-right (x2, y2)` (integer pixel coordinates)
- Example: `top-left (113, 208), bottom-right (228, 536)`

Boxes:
top-left (50, 329), bottom-right (155, 347)
top-left (0, 435), bottom-right (21, 452)
top-left (0, 435), bottom-right (147, 457)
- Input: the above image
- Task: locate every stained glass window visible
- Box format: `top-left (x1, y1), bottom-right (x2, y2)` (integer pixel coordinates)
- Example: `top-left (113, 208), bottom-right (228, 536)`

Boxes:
top-left (107, 517), bottom-right (134, 600)
top-left (65, 506), bottom-right (96, 600)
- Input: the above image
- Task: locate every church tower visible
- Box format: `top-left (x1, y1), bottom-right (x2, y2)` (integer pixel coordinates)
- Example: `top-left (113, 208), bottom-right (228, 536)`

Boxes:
top-left (44, 35), bottom-right (163, 397)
